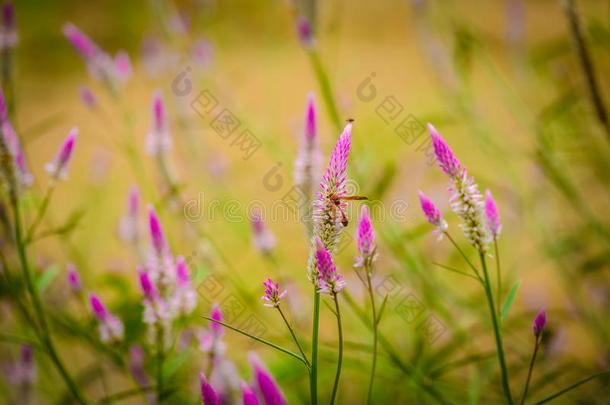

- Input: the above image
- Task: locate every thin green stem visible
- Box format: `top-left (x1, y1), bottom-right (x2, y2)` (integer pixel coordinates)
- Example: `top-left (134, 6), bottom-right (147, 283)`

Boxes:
top-left (307, 50), bottom-right (341, 131)
top-left (25, 182), bottom-right (56, 244)
top-left (432, 262), bottom-right (482, 283)
top-left (329, 292), bottom-right (343, 405)
top-left (480, 253), bottom-right (513, 405)
top-left (155, 325), bottom-right (164, 404)
top-left (277, 305), bottom-right (310, 367)
top-left (444, 231), bottom-right (482, 279)
top-left (520, 336), bottom-right (540, 405)
top-left (310, 288), bottom-right (320, 405)
top-left (494, 239), bottom-right (502, 316)
top-left (365, 269), bottom-right (378, 404)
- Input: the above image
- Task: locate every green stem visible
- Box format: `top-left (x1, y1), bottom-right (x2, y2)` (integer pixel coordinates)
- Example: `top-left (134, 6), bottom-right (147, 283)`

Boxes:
top-left (365, 270), bottom-right (378, 404)
top-left (310, 288), bottom-right (320, 405)
top-left (520, 336), bottom-right (540, 405)
top-left (277, 306), bottom-right (310, 367)
top-left (480, 253), bottom-right (513, 405)
top-left (329, 292), bottom-right (343, 405)
top-left (25, 182), bottom-right (56, 244)
top-left (307, 50), bottom-right (341, 131)
top-left (444, 232), bottom-right (482, 280)
top-left (156, 325), bottom-right (164, 404)
top-left (494, 239), bottom-right (502, 316)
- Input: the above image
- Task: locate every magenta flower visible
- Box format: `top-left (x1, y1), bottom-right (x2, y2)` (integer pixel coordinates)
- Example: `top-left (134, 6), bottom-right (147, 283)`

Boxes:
top-left (45, 127), bottom-right (77, 180)
top-left (128, 345), bottom-right (150, 389)
top-left (7, 345), bottom-right (35, 386)
top-left (248, 352), bottom-right (287, 405)
top-left (295, 92), bottom-right (321, 186)
top-left (0, 2), bottom-right (17, 50)
top-left (418, 190), bottom-right (448, 239)
top-left (79, 85), bottom-right (97, 109)
top-left (0, 88), bottom-right (32, 187)
top-left (146, 91), bottom-right (172, 156)
top-left (147, 204), bottom-right (168, 256)
top-left (210, 304), bottom-right (224, 337)
top-left (89, 293), bottom-right (123, 343)
top-left (315, 237), bottom-right (346, 294)
top-left (172, 256), bottom-right (197, 316)
top-left (355, 205), bottom-right (376, 267)
top-left (199, 372), bottom-right (220, 405)
top-left (261, 278), bottom-right (287, 308)
top-left (63, 22), bottom-right (116, 83)
top-left (296, 16), bottom-right (314, 48)
top-left (533, 309), bottom-right (546, 337)
top-left (139, 269), bottom-right (157, 300)
top-left (250, 209), bottom-right (276, 255)
top-left (66, 263), bottom-right (81, 293)
top-left (119, 186), bottom-right (140, 243)
top-left (114, 50), bottom-right (132, 82)
top-left (485, 190), bottom-right (502, 238)
top-left (429, 123), bottom-right (461, 177)
top-left (191, 38), bottom-right (213, 68)
top-left (241, 380), bottom-right (260, 405)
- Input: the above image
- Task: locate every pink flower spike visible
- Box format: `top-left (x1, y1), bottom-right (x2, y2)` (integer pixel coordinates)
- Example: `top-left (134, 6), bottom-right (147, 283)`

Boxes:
top-left (199, 372), bottom-right (219, 405)
top-left (305, 92), bottom-right (316, 141)
top-left (45, 127), bottom-right (77, 180)
top-left (356, 205), bottom-right (376, 263)
top-left (315, 237), bottom-right (346, 294)
top-left (296, 16), bottom-right (313, 48)
top-left (175, 256), bottom-right (190, 286)
top-left (261, 278), bottom-right (287, 308)
top-left (321, 122), bottom-right (352, 199)
top-left (147, 205), bottom-right (168, 256)
top-left (250, 209), bottom-right (276, 255)
top-left (128, 186), bottom-right (140, 217)
top-left (62, 23), bottom-right (98, 60)
top-left (485, 190), bottom-right (502, 238)
top-left (67, 263), bottom-right (81, 293)
top-left (1, 2), bottom-right (17, 50)
top-left (89, 293), bottom-right (123, 343)
top-left (89, 293), bottom-right (107, 321)
top-left (79, 86), bottom-right (97, 109)
top-left (138, 269), bottom-right (156, 300)
top-left (114, 50), bottom-right (132, 81)
top-left (418, 190), bottom-right (448, 239)
top-left (533, 309), bottom-right (546, 337)
top-left (191, 39), bottom-right (213, 68)
top-left (210, 304), bottom-right (223, 337)
top-left (428, 124), bottom-right (461, 177)
top-left (240, 380), bottom-right (260, 405)
top-left (146, 91), bottom-right (172, 155)
top-left (248, 352), bottom-right (287, 405)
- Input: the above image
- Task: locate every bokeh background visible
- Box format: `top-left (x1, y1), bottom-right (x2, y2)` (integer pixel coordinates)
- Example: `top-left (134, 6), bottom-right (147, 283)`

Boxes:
top-left (1, 0), bottom-right (609, 403)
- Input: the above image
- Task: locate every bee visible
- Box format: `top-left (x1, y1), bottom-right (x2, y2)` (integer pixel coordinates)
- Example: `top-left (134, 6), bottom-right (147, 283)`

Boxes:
top-left (330, 193), bottom-right (368, 227)
top-left (346, 118), bottom-right (355, 123)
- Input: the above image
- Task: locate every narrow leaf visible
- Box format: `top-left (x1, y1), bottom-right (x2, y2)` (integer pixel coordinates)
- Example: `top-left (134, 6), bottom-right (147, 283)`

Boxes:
top-left (501, 280), bottom-right (521, 322)
top-left (534, 371), bottom-right (610, 404)
top-left (36, 265), bottom-right (60, 292)
top-left (376, 295), bottom-right (389, 327)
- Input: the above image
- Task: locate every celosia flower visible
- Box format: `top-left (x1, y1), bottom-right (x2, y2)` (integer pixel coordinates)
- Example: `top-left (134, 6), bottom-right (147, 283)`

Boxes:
top-left (45, 127), bottom-right (77, 180)
top-left (146, 204), bottom-right (174, 288)
top-left (128, 345), bottom-right (152, 403)
top-left (66, 263), bottom-right (81, 293)
top-left (418, 190), bottom-right (448, 240)
top-left (355, 205), bottom-right (376, 268)
top-left (200, 372), bottom-right (220, 405)
top-left (191, 39), bottom-right (213, 68)
top-left (250, 210), bottom-right (276, 255)
top-left (428, 124), bottom-right (489, 252)
top-left (485, 189), bottom-right (502, 239)
top-left (315, 237), bottom-right (346, 294)
top-left (241, 380), bottom-right (260, 405)
top-left (296, 16), bottom-right (314, 48)
top-left (199, 305), bottom-right (226, 356)
top-left (261, 278), bottom-right (287, 307)
top-left (62, 23), bottom-right (115, 83)
top-left (114, 50), bottom-right (132, 82)
top-left (89, 293), bottom-right (123, 343)
top-left (119, 186), bottom-right (140, 243)
top-left (145, 91), bottom-right (172, 156)
top-left (210, 304), bottom-right (223, 337)
top-left (0, 2), bottom-right (17, 50)
top-left (171, 256), bottom-right (197, 316)
top-left (0, 88), bottom-right (32, 187)
top-left (79, 85), bottom-right (97, 109)
top-left (533, 309), bottom-right (546, 337)
top-left (248, 352), bottom-right (287, 405)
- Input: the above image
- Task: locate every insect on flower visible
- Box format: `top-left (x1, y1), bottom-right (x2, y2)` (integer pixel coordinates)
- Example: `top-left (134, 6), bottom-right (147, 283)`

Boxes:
top-left (329, 194), bottom-right (368, 227)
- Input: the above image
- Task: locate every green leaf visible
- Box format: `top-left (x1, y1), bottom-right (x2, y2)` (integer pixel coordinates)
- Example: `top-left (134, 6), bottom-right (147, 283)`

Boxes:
top-left (500, 280), bottom-right (520, 322)
top-left (376, 295), bottom-right (389, 327)
top-left (36, 265), bottom-right (60, 292)
top-left (162, 349), bottom-right (192, 379)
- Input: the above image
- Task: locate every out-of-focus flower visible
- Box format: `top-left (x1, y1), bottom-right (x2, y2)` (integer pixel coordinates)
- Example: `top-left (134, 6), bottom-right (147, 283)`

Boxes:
top-left (199, 305), bottom-right (227, 357)
top-left (248, 352), bottom-right (286, 405)
top-left (261, 278), bottom-right (287, 308)
top-left (119, 186), bottom-right (140, 243)
top-left (63, 23), bottom-right (115, 83)
top-left (200, 372), bottom-right (220, 405)
top-left (428, 124), bottom-right (489, 252)
top-left (66, 263), bottom-right (81, 293)
top-left (418, 190), bottom-right (448, 240)
top-left (315, 237), bottom-right (346, 294)
top-left (533, 309), bottom-right (546, 337)
top-left (89, 293), bottom-right (123, 343)
top-left (146, 204), bottom-right (174, 286)
top-left (0, 88), bottom-right (32, 187)
top-left (171, 256), bottom-right (197, 316)
top-left (296, 16), bottom-right (314, 48)
top-left (250, 209), bottom-right (276, 255)
top-left (191, 38), bottom-right (213, 68)
top-left (210, 304), bottom-right (223, 337)
top-left (114, 50), bottom-right (132, 82)
top-left (128, 345), bottom-right (151, 399)
top-left (355, 205), bottom-right (376, 268)
top-left (79, 85), bottom-right (97, 109)
top-left (45, 127), bottom-right (77, 180)
top-left (485, 189), bottom-right (502, 239)
top-left (146, 91), bottom-right (172, 156)
top-left (241, 380), bottom-right (260, 405)
top-left (0, 2), bottom-right (17, 50)
top-left (4, 345), bottom-right (35, 386)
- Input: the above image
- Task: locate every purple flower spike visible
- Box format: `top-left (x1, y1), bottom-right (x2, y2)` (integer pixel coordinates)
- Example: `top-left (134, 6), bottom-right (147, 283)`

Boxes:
top-left (138, 269), bottom-right (156, 300)
top-left (210, 304), bottom-right (224, 337)
top-left (322, 122), bottom-right (352, 198)
top-left (146, 91), bottom-right (172, 156)
top-left (315, 237), bottom-right (346, 294)
top-left (147, 205), bottom-right (168, 256)
top-left (199, 372), bottom-right (219, 405)
top-left (356, 205), bottom-right (376, 262)
top-left (89, 293), bottom-right (108, 321)
top-left (533, 309), bottom-right (546, 337)
top-left (67, 263), bottom-right (81, 293)
top-left (485, 190), bottom-right (502, 238)
top-left (250, 209), bottom-right (276, 255)
top-left (261, 278), bottom-right (287, 308)
top-left (79, 86), bottom-right (97, 109)
top-left (175, 256), bottom-right (190, 286)
top-left (428, 124), bottom-right (461, 178)
top-left (45, 127), bottom-right (77, 180)
top-left (63, 23), bottom-right (98, 60)
top-left (418, 190), bottom-right (448, 239)
top-left (248, 352), bottom-right (287, 405)
top-left (305, 92), bottom-right (316, 140)
top-left (296, 16), bottom-right (313, 48)
top-left (114, 50), bottom-right (132, 82)
top-left (241, 380), bottom-right (260, 405)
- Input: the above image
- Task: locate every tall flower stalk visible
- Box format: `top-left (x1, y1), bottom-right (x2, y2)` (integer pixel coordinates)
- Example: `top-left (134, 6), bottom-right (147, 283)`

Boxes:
top-left (520, 310), bottom-right (546, 405)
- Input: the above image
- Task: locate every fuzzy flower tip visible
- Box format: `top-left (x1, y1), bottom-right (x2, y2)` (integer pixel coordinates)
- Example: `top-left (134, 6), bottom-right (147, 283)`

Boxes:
top-left (147, 205), bottom-right (168, 256)
top-left (249, 352), bottom-right (287, 405)
top-left (114, 50), bottom-right (132, 82)
top-left (296, 16), bottom-right (314, 48)
top-left (210, 304), bottom-right (224, 337)
top-left (355, 205), bottom-right (376, 267)
top-left (119, 186), bottom-right (140, 243)
top-left (67, 263), bottom-right (81, 293)
top-left (485, 190), bottom-right (502, 238)
top-left (146, 91), bottom-right (172, 155)
top-left (261, 278), bottom-right (287, 308)
top-left (172, 256), bottom-right (196, 316)
top-left (533, 309), bottom-right (546, 337)
top-left (79, 86), bottom-right (97, 109)
top-left (250, 210), bottom-right (276, 254)
top-left (305, 92), bottom-right (316, 140)
top-left (428, 124), bottom-right (461, 177)
top-left (1, 2), bottom-right (17, 50)
top-left (45, 127), bottom-right (77, 180)
top-left (418, 190), bottom-right (448, 239)
top-left (315, 237), bottom-right (346, 294)
top-left (139, 269), bottom-right (157, 300)
top-left (199, 372), bottom-right (219, 405)
top-left (241, 380), bottom-right (260, 405)
top-left (89, 293), bottom-right (123, 343)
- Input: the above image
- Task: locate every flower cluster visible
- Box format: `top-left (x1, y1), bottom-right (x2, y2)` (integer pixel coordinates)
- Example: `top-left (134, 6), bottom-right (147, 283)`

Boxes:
top-left (418, 190), bottom-right (447, 240)
top-left (315, 237), bottom-right (346, 295)
top-left (355, 205), bottom-right (377, 269)
top-left (261, 278), bottom-right (287, 307)
top-left (45, 127), bottom-right (78, 181)
top-left (0, 88), bottom-right (31, 187)
top-left (89, 293), bottom-right (124, 343)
